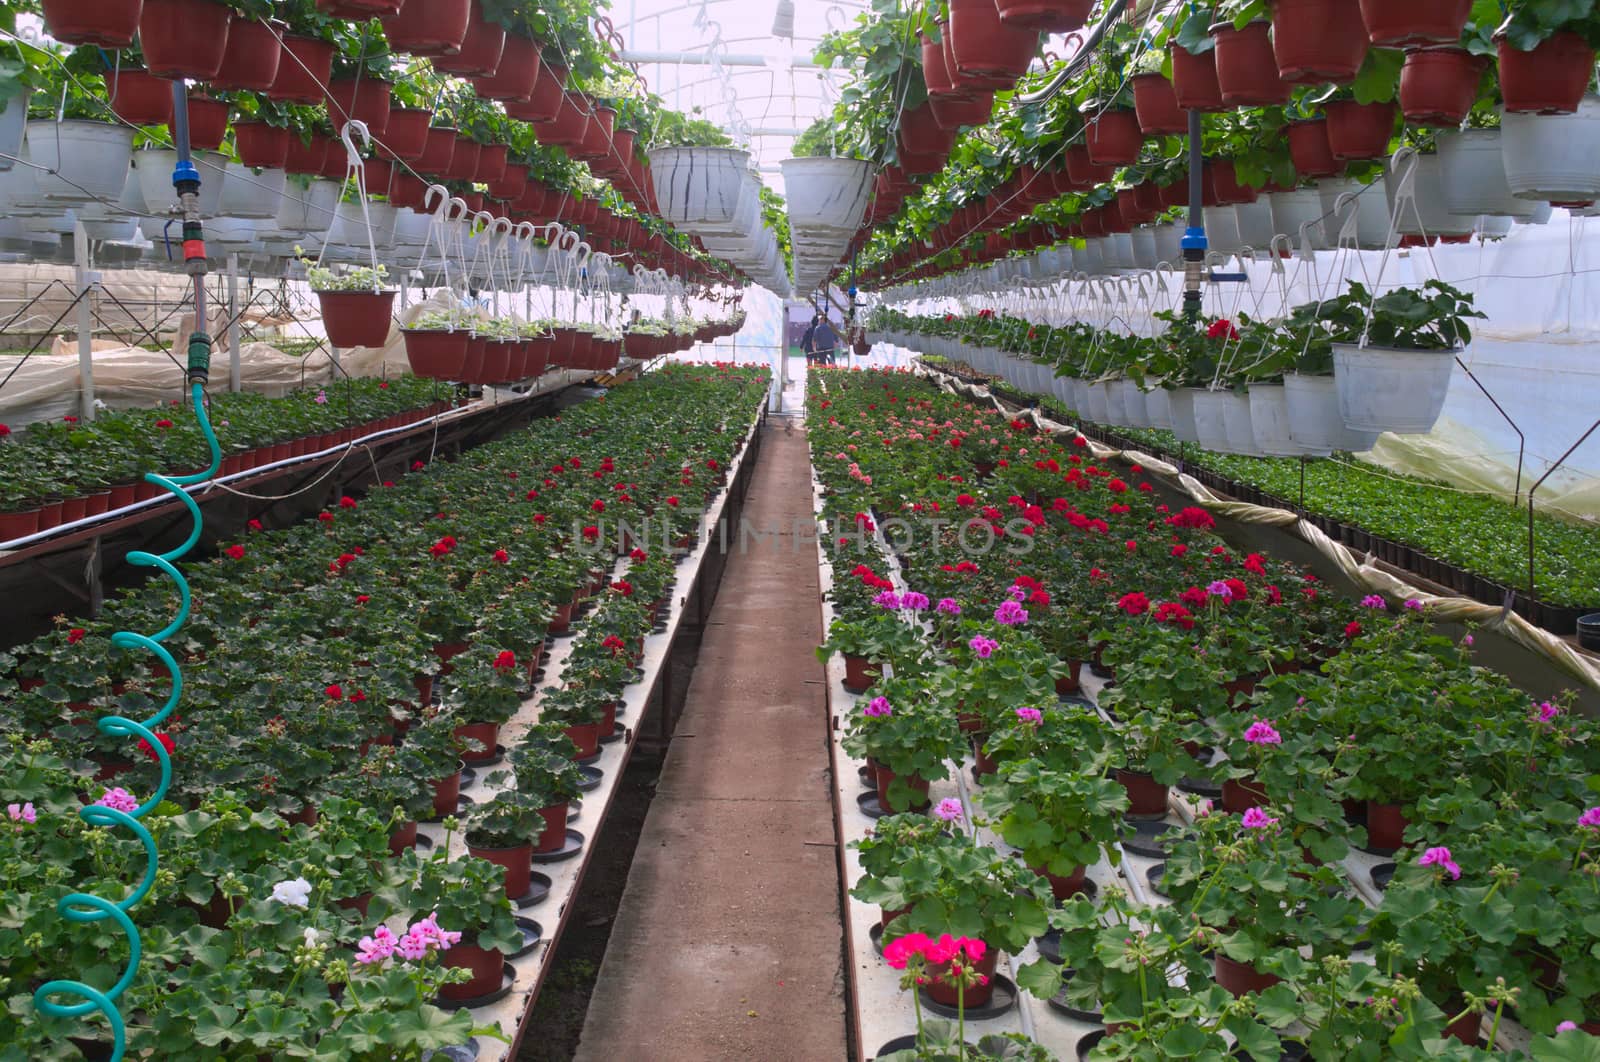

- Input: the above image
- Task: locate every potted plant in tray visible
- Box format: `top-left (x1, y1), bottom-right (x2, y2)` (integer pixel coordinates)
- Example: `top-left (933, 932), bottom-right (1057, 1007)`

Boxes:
top-left (841, 675), bottom-right (965, 813)
top-left (492, 724), bottom-right (585, 853)
top-left (298, 251), bottom-right (396, 350)
top-left (462, 790), bottom-right (546, 899)
top-left (442, 643), bottom-right (526, 766)
top-left (392, 843), bottom-right (523, 1003)
top-left (976, 755), bottom-right (1130, 901)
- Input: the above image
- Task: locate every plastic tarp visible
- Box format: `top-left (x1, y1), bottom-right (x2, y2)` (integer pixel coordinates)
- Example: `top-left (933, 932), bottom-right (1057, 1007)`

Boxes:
top-left (925, 366), bottom-right (1600, 693)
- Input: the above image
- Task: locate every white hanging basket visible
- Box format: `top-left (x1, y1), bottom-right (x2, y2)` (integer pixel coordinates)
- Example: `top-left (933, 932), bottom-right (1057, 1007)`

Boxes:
top-left (1128, 227), bottom-right (1158, 270)
top-left (1144, 386), bottom-right (1173, 430)
top-left (1101, 232), bottom-right (1135, 270)
top-left (1332, 342), bottom-right (1457, 434)
top-left (1118, 379), bottom-right (1149, 428)
top-left (1246, 384), bottom-right (1310, 457)
top-left (1384, 152), bottom-right (1476, 236)
top-left (1084, 381), bottom-right (1111, 423)
top-left (1501, 94), bottom-right (1600, 204)
top-left (1150, 223), bottom-right (1184, 266)
top-left (1103, 379), bottom-right (1131, 426)
top-left (646, 146), bottom-right (752, 230)
top-left (218, 164), bottom-right (286, 220)
top-left (781, 156), bottom-right (875, 232)
top-left (0, 90), bottom-right (28, 172)
top-left (26, 120), bottom-right (134, 204)
top-left (136, 148), bottom-right (229, 219)
top-left (1316, 176), bottom-right (1392, 249)
top-left (1282, 373), bottom-right (1377, 452)
top-left (1168, 388), bottom-right (1202, 443)
top-left (1233, 198), bottom-right (1276, 247)
top-left (1435, 127), bottom-right (1546, 220)
top-left (1191, 389), bottom-right (1235, 451)
top-left (1267, 189), bottom-right (1331, 249)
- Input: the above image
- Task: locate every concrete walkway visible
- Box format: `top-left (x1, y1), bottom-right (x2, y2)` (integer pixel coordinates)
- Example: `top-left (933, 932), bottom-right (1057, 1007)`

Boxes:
top-left (574, 420), bottom-right (847, 1062)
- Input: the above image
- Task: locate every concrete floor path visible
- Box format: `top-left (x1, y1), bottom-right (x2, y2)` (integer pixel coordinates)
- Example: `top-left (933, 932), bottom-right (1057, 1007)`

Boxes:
top-left (574, 417), bottom-right (848, 1062)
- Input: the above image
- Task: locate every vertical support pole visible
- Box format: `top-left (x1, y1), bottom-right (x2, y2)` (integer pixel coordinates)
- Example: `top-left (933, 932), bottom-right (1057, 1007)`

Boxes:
top-left (74, 220), bottom-right (96, 422)
top-left (227, 253), bottom-right (241, 392)
top-left (87, 536), bottom-right (104, 617)
top-left (1182, 109), bottom-right (1207, 322)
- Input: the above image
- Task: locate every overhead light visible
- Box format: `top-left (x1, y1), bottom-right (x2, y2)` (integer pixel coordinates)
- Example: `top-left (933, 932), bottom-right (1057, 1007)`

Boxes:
top-left (771, 0), bottom-right (795, 39)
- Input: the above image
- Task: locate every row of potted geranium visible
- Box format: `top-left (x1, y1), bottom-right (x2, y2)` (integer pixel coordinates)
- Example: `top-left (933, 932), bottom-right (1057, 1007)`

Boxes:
top-left (811, 368), bottom-right (1599, 1058)
top-left (0, 375), bottom-right (455, 540)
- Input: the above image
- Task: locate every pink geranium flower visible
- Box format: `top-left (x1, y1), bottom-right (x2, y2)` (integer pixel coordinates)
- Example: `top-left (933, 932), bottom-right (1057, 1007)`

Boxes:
top-left (1418, 846), bottom-right (1461, 880)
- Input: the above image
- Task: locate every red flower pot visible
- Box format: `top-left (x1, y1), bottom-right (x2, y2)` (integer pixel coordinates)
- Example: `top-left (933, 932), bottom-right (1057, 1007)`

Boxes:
top-left (535, 804), bottom-right (568, 852)
top-left (1115, 769), bottom-right (1170, 816)
top-left (269, 35), bottom-right (336, 105)
top-left (1036, 863), bottom-right (1090, 903)
top-left (431, 767), bottom-right (462, 818)
top-left (1499, 31), bottom-right (1596, 115)
top-left (379, 107), bottom-right (431, 162)
top-left (413, 126), bottom-right (457, 175)
top-left (387, 820), bottom-right (419, 856)
top-left (1064, 144), bottom-right (1114, 187)
top-left (1213, 20), bottom-right (1292, 106)
top-left (1132, 73), bottom-right (1187, 135)
top-left (233, 121), bottom-right (288, 168)
top-left (327, 78), bottom-right (393, 139)
top-left (283, 133), bottom-right (329, 176)
top-left (181, 97), bottom-right (230, 152)
top-left (455, 721), bottom-right (500, 765)
top-left (1324, 99), bottom-right (1396, 160)
top-left (842, 653), bottom-right (879, 692)
top-left (40, 0), bottom-right (143, 46)
top-left (1204, 159), bottom-right (1257, 205)
top-left (440, 943), bottom-right (504, 1001)
top-left (210, 17), bottom-right (281, 91)
top-left (929, 91), bottom-right (996, 130)
top-left (475, 143), bottom-right (510, 184)
top-left (1214, 953), bottom-right (1283, 997)
top-left (433, 0), bottom-right (506, 77)
top-left (382, 0), bottom-right (471, 56)
top-left (140, 0), bottom-right (232, 79)
top-left (925, 948), bottom-right (1000, 1008)
top-left (1359, 0), bottom-right (1471, 46)
top-left (467, 840), bottom-right (533, 899)
top-left (947, 0), bottom-right (1039, 88)
top-left (1221, 776), bottom-right (1269, 813)
top-left (1170, 44), bottom-right (1226, 111)
top-left (1055, 660), bottom-right (1083, 696)
top-left (507, 62), bottom-right (566, 122)
top-left (1366, 800), bottom-right (1410, 849)
top-left (564, 722), bottom-right (602, 760)
top-left (471, 32), bottom-right (541, 102)
top-left (993, 0), bottom-right (1095, 32)
top-left (1084, 109), bottom-right (1144, 166)
top-left (1270, 0), bottom-right (1370, 84)
top-left (474, 339), bottom-right (514, 384)
top-left (1288, 119), bottom-right (1340, 178)
top-left (317, 0), bottom-right (402, 13)
top-left (107, 67), bottom-right (174, 127)
top-left (317, 291), bottom-right (395, 349)
top-left (922, 31), bottom-right (960, 97)
top-left (874, 765), bottom-right (932, 813)
top-left (0, 507), bottom-right (40, 541)
top-left (1399, 46), bottom-right (1485, 126)
top-left (488, 163), bottom-right (529, 202)
top-left (537, 94), bottom-right (592, 149)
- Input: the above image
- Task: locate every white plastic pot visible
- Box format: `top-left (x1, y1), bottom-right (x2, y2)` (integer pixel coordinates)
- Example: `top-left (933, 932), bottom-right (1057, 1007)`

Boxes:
top-left (1332, 342), bottom-right (1457, 434)
top-left (1191, 389), bottom-right (1236, 452)
top-left (1150, 223), bottom-right (1184, 267)
top-left (1084, 381), bottom-right (1110, 423)
top-left (1502, 95), bottom-right (1600, 203)
top-left (1267, 189), bottom-right (1331, 249)
top-left (217, 164), bottom-right (286, 220)
top-left (780, 157), bottom-right (874, 231)
top-left (1102, 232), bottom-right (1135, 270)
top-left (1074, 238), bottom-right (1105, 274)
top-left (1103, 379), bottom-right (1131, 425)
top-left (1144, 386), bottom-right (1173, 430)
top-left (0, 90), bottom-right (28, 172)
top-left (646, 146), bottom-right (753, 229)
top-left (1247, 384), bottom-right (1309, 457)
top-left (1127, 227), bottom-right (1158, 270)
top-left (1168, 388), bottom-right (1202, 443)
top-left (1204, 205), bottom-right (1243, 256)
top-left (1316, 176), bottom-right (1392, 249)
top-left (1118, 380), bottom-right (1148, 427)
top-left (25, 120), bottom-right (135, 204)
top-left (1435, 128), bottom-right (1544, 220)
top-left (1385, 152), bottom-right (1476, 236)
top-left (1232, 198), bottom-right (1277, 248)
top-left (1282, 373), bottom-right (1378, 452)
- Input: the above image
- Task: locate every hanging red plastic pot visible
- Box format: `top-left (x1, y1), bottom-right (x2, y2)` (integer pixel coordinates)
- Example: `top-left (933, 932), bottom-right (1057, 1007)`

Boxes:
top-left (1083, 109), bottom-right (1144, 166)
top-left (922, 31), bottom-right (960, 98)
top-left (1116, 188), bottom-right (1153, 226)
top-left (1134, 180), bottom-right (1165, 217)
top-left (929, 91), bottom-right (995, 130)
top-left (107, 67), bottom-right (174, 127)
top-left (139, 0), bottom-right (233, 80)
top-left (1323, 99), bottom-right (1396, 160)
top-left (1269, 0), bottom-right (1370, 84)
top-left (433, 0), bottom-right (506, 78)
top-left (1131, 73), bottom-right (1187, 135)
top-left (283, 135), bottom-right (329, 176)
top-left (388, 169), bottom-right (428, 210)
top-left (1498, 31), bottom-right (1596, 115)
top-left (506, 62), bottom-right (565, 121)
top-left (209, 18), bottom-right (280, 91)
top-left (327, 78), bottom-right (393, 139)
top-left (316, 0), bottom-right (402, 14)
top-left (1063, 144), bottom-right (1113, 186)
top-left (1287, 119), bottom-right (1340, 177)
top-left (319, 291), bottom-right (395, 349)
top-left (1169, 44), bottom-right (1226, 111)
top-left (1398, 46), bottom-right (1485, 126)
top-left (535, 94), bottom-right (590, 148)
top-left (319, 137), bottom-right (351, 181)
top-left (1213, 20), bottom-right (1293, 106)
top-left (443, 138), bottom-right (482, 182)
top-left (475, 143), bottom-right (509, 184)
top-left (403, 329), bottom-right (469, 379)
top-left (181, 97), bottom-right (230, 151)
top-left (1160, 178), bottom-right (1190, 209)
top-left (471, 32), bottom-right (541, 102)
top-left (378, 107), bottom-right (431, 162)
top-left (269, 35), bottom-right (336, 105)
top-left (948, 0), bottom-right (1039, 89)
top-left (611, 127), bottom-right (637, 167)
top-left (898, 102), bottom-right (955, 157)
top-left (233, 121), bottom-right (289, 168)
top-left (1358, 0), bottom-right (1470, 47)
top-left (380, 0), bottom-right (471, 56)
top-left (363, 157), bottom-right (394, 198)
top-left (40, 0), bottom-right (143, 46)
top-left (413, 127), bottom-right (457, 175)
top-left (487, 162), bottom-right (528, 201)
top-left (1204, 160), bottom-right (1257, 205)
top-left (992, 0), bottom-right (1095, 33)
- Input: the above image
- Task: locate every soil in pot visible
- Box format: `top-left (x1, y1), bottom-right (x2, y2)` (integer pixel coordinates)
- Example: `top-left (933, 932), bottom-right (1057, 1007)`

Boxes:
top-left (1399, 46), bottom-right (1486, 126)
top-left (1499, 31), bottom-right (1597, 115)
top-left (1115, 769), bottom-right (1170, 817)
top-left (467, 840), bottom-right (534, 898)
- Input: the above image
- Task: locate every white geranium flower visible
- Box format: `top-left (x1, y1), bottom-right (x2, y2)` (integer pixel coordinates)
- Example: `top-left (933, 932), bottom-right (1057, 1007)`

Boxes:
top-left (270, 877), bottom-right (312, 908)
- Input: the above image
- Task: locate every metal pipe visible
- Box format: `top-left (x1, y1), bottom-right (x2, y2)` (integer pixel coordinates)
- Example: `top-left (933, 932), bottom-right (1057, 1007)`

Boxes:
top-left (619, 48), bottom-right (820, 67)
top-left (1182, 108), bottom-right (1206, 321)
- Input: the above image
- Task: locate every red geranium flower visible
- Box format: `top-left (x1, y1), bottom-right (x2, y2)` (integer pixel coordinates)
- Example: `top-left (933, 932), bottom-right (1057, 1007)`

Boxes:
top-left (138, 731), bottom-right (175, 761)
top-left (155, 419), bottom-right (174, 429)
top-left (1118, 591), bottom-right (1150, 616)
top-left (1243, 553), bottom-right (1267, 575)
top-left (338, 496), bottom-right (357, 509)
top-left (492, 549), bottom-right (509, 564)
top-left (318, 512), bottom-right (334, 523)
top-left (1344, 621), bottom-right (1362, 639)
top-left (325, 684), bottom-right (343, 701)
top-left (1179, 586), bottom-right (1209, 608)
top-left (66, 627), bottom-right (87, 644)
top-left (591, 499), bottom-right (606, 512)
top-left (247, 518), bottom-right (263, 532)
top-left (355, 594), bottom-right (370, 605)
top-left (611, 579), bottom-right (634, 596)
top-left (666, 496), bottom-right (680, 507)
top-left (1153, 602), bottom-right (1196, 630)
top-left (493, 650), bottom-right (517, 671)
top-left (224, 544), bottom-right (246, 560)
top-left (582, 525), bottom-right (600, 540)
top-left (411, 460), bottom-right (426, 471)
top-left (1207, 318), bottom-right (1241, 340)
top-left (1224, 578), bottom-right (1250, 601)
top-left (533, 513), bottom-right (548, 524)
